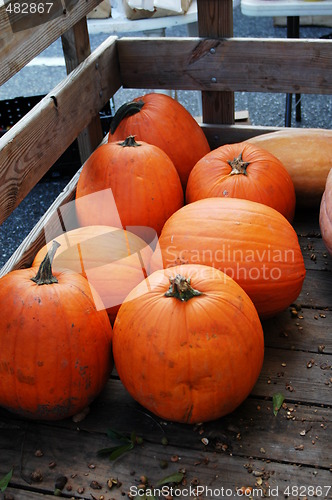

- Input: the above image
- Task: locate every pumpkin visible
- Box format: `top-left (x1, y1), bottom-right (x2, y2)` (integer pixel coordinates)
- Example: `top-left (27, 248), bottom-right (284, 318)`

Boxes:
top-left (0, 241), bottom-right (113, 420)
top-left (186, 142), bottom-right (296, 222)
top-left (33, 225), bottom-right (153, 324)
top-left (108, 93), bottom-right (211, 189)
top-left (245, 128), bottom-right (332, 207)
top-left (150, 197), bottom-right (306, 319)
top-left (75, 136), bottom-right (184, 241)
top-left (319, 168), bottom-right (332, 255)
top-left (113, 264), bottom-right (264, 424)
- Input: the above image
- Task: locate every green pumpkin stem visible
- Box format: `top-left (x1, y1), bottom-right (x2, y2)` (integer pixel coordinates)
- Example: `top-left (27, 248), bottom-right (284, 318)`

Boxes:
top-left (165, 274), bottom-right (202, 302)
top-left (110, 100), bottom-right (145, 135)
top-left (228, 152), bottom-right (250, 175)
top-left (118, 135), bottom-right (142, 148)
top-left (31, 240), bottom-right (61, 285)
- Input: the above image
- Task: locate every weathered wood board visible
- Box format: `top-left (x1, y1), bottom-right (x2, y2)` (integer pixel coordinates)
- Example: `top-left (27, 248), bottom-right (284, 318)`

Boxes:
top-left (117, 37), bottom-right (332, 94)
top-left (0, 35), bottom-right (121, 228)
top-left (0, 0), bottom-right (104, 86)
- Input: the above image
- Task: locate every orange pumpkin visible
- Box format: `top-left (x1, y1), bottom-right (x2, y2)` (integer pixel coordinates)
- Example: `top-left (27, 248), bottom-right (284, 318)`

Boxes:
top-left (0, 241), bottom-right (113, 420)
top-left (33, 226), bottom-right (152, 324)
top-left (319, 167), bottom-right (332, 255)
top-left (150, 197), bottom-right (306, 319)
top-left (113, 264), bottom-right (264, 424)
top-left (109, 93), bottom-right (211, 189)
top-left (75, 136), bottom-right (183, 241)
top-left (186, 142), bottom-right (296, 222)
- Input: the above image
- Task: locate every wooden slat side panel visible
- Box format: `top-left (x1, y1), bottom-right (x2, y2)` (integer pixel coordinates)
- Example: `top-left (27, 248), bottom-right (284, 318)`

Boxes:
top-left (200, 123), bottom-right (283, 148)
top-left (0, 172), bottom-right (80, 277)
top-left (197, 0), bottom-right (235, 124)
top-left (117, 37), bottom-right (332, 94)
top-left (61, 17), bottom-right (104, 162)
top-left (0, 36), bottom-right (121, 227)
top-left (0, 0), bottom-right (103, 86)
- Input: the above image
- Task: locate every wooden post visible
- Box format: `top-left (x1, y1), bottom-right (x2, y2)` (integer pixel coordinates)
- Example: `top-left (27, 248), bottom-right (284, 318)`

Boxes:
top-left (197, 0), bottom-right (234, 124)
top-left (61, 17), bottom-right (104, 162)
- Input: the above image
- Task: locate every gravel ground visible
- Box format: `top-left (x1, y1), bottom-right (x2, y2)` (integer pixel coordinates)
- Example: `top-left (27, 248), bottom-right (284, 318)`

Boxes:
top-left (1, 5), bottom-right (332, 269)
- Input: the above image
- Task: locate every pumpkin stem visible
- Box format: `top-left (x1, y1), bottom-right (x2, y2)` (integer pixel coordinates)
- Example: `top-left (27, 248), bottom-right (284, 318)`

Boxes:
top-left (118, 135), bottom-right (142, 148)
top-left (165, 274), bottom-right (202, 302)
top-left (110, 100), bottom-right (145, 135)
top-left (228, 152), bottom-right (250, 175)
top-left (31, 240), bottom-right (61, 285)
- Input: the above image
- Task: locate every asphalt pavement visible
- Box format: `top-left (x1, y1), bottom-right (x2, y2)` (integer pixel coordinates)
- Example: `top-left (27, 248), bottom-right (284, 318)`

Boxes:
top-left (1, 4), bottom-right (332, 268)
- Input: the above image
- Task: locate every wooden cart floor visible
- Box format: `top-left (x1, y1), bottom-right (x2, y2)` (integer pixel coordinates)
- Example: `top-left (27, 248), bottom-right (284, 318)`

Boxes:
top-left (0, 209), bottom-right (331, 500)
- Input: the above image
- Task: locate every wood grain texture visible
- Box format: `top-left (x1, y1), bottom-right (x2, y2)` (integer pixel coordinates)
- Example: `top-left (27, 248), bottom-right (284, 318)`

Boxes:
top-left (263, 309), bottom-right (332, 354)
top-left (61, 17), bottom-right (104, 162)
top-left (299, 235), bottom-right (332, 272)
top-left (0, 0), bottom-right (103, 86)
top-left (201, 123), bottom-right (283, 149)
top-left (82, 384), bottom-right (332, 469)
top-left (0, 389), bottom-right (330, 500)
top-left (117, 37), bottom-right (332, 94)
top-left (197, 0), bottom-right (235, 124)
top-left (0, 36), bottom-right (121, 227)
top-left (253, 348), bottom-right (332, 406)
top-left (298, 269), bottom-right (332, 309)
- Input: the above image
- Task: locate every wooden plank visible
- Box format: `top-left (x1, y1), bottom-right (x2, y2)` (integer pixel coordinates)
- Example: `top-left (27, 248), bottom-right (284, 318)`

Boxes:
top-left (0, 171), bottom-right (80, 277)
top-left (263, 309), bottom-right (332, 354)
top-left (298, 269), bottom-right (332, 309)
top-left (41, 379), bottom-right (332, 468)
top-left (295, 211), bottom-right (322, 236)
top-left (197, 0), bottom-right (235, 124)
top-left (201, 123), bottom-right (284, 148)
top-left (254, 347), bottom-right (332, 406)
top-left (117, 37), bottom-right (332, 94)
top-left (299, 235), bottom-right (332, 272)
top-left (0, 0), bottom-right (103, 87)
top-left (0, 35), bottom-right (121, 227)
top-left (0, 489), bottom-right (57, 500)
top-left (61, 17), bottom-right (104, 164)
top-left (0, 403), bottom-right (331, 500)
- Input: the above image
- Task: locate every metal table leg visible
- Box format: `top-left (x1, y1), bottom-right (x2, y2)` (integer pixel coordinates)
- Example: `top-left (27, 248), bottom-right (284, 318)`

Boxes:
top-left (285, 16), bottom-right (301, 126)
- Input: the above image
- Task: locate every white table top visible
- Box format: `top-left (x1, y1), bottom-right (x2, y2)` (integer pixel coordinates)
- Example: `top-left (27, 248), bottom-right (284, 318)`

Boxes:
top-left (88, 0), bottom-right (240, 35)
top-left (241, 0), bottom-right (332, 17)
top-left (88, 0), bottom-right (198, 34)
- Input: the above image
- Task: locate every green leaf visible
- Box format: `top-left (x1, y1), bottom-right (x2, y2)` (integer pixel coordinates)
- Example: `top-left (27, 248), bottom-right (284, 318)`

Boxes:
top-left (98, 427), bottom-right (139, 461)
top-left (106, 428), bottom-right (131, 443)
top-left (0, 468), bottom-right (13, 493)
top-left (108, 442), bottom-right (134, 461)
top-left (130, 430), bottom-right (137, 444)
top-left (97, 446), bottom-right (124, 457)
top-left (273, 392), bottom-right (285, 416)
top-left (156, 472), bottom-right (184, 486)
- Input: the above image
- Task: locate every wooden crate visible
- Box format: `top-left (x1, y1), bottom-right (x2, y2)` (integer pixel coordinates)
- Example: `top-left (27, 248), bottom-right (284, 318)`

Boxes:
top-left (0, 1), bottom-right (331, 498)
